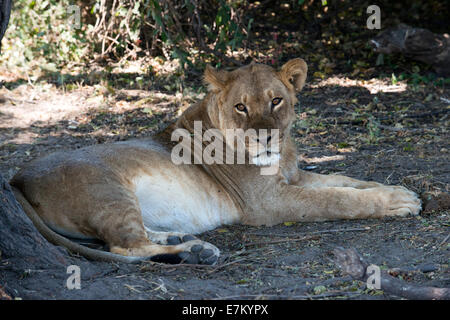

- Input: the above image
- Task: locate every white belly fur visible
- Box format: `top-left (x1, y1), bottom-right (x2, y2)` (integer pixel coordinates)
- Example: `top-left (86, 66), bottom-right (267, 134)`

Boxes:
top-left (133, 168), bottom-right (239, 234)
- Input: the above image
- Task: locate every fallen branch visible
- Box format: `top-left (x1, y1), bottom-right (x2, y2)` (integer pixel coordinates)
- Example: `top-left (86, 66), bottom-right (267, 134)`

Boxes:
top-left (440, 97), bottom-right (450, 104)
top-left (249, 227), bottom-right (370, 238)
top-left (377, 124), bottom-right (423, 133)
top-left (333, 247), bottom-right (450, 300)
top-left (139, 261), bottom-right (213, 272)
top-left (439, 233), bottom-right (450, 247)
top-left (244, 235), bottom-right (321, 247)
top-left (213, 291), bottom-right (361, 300)
top-left (207, 257), bottom-right (248, 274)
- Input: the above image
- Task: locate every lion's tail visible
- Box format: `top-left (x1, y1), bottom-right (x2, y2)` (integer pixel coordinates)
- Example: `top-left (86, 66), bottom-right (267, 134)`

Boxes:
top-left (11, 186), bottom-right (146, 263)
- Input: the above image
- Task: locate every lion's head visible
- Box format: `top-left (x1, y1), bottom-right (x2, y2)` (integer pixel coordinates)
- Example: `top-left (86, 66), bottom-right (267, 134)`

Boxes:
top-left (203, 58), bottom-right (307, 166)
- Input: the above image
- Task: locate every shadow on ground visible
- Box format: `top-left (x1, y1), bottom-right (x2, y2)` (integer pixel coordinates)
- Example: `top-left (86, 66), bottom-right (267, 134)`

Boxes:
top-left (0, 79), bottom-right (448, 300)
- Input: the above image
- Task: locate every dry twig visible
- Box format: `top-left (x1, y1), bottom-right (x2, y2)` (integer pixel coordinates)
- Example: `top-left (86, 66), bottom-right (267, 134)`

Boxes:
top-left (244, 235), bottom-right (321, 247)
top-left (249, 227), bottom-right (370, 238)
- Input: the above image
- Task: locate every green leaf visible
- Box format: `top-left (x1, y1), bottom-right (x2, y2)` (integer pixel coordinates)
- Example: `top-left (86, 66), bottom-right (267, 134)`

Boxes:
top-left (376, 53), bottom-right (384, 66)
top-left (391, 73), bottom-right (398, 85)
top-left (313, 285), bottom-right (327, 295)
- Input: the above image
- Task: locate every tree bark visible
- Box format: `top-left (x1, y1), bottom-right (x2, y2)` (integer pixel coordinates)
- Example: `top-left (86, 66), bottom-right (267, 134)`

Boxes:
top-left (0, 174), bottom-right (68, 267)
top-left (371, 24), bottom-right (450, 77)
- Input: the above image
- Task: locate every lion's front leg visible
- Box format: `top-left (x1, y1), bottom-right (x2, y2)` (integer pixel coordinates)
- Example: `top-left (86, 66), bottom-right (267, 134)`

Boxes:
top-left (245, 183), bottom-right (422, 226)
top-left (293, 170), bottom-right (384, 189)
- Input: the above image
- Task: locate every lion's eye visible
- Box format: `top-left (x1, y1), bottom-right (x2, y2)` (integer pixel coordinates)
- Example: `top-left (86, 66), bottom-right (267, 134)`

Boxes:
top-left (235, 103), bottom-right (247, 113)
top-left (271, 97), bottom-right (283, 107)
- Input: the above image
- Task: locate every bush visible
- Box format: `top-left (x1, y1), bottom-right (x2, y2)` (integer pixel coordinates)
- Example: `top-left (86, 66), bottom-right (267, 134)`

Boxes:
top-left (0, 0), bottom-right (252, 74)
top-left (1, 0), bottom-right (89, 73)
top-left (88, 0), bottom-right (252, 66)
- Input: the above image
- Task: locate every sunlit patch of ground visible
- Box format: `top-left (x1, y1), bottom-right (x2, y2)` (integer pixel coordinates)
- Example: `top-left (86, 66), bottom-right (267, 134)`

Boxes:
top-left (311, 76), bottom-right (408, 94)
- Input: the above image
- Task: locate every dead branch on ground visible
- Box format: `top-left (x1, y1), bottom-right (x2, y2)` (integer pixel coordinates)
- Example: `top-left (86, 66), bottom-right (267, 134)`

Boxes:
top-left (333, 247), bottom-right (450, 300)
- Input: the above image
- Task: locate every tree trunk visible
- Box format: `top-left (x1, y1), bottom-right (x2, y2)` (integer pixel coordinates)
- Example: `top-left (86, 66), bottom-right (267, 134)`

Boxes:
top-left (0, 174), bottom-right (68, 267)
top-left (371, 24), bottom-right (450, 77)
top-left (0, 174), bottom-right (140, 300)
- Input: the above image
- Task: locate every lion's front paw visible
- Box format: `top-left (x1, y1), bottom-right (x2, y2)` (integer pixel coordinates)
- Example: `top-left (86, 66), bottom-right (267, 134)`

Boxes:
top-left (377, 186), bottom-right (422, 217)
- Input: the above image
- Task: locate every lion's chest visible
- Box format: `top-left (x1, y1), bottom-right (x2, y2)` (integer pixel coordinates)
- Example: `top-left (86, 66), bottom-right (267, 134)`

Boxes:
top-left (133, 169), bottom-right (239, 234)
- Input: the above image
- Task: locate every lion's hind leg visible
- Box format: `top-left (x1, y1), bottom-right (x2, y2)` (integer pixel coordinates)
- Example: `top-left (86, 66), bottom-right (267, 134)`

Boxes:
top-left (138, 228), bottom-right (218, 264)
top-left (144, 228), bottom-right (198, 245)
top-left (54, 178), bottom-right (220, 264)
top-left (110, 239), bottom-right (220, 265)
top-left (101, 209), bottom-right (219, 265)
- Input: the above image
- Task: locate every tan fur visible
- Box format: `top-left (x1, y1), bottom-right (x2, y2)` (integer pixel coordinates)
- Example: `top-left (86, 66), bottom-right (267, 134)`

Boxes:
top-left (10, 58), bottom-right (421, 263)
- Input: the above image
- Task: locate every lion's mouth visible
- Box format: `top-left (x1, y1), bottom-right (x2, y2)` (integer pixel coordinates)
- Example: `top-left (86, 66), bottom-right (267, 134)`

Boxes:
top-left (251, 151), bottom-right (281, 166)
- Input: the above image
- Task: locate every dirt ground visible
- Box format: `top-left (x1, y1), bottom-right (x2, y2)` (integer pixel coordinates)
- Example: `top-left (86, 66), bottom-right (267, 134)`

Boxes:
top-left (0, 67), bottom-right (449, 299)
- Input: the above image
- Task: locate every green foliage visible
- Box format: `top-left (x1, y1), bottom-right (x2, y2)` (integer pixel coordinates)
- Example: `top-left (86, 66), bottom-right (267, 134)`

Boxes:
top-left (366, 115), bottom-right (380, 144)
top-left (396, 69), bottom-right (450, 87)
top-left (211, 0), bottom-right (250, 52)
top-left (140, 0), bottom-right (252, 66)
top-left (1, 0), bottom-right (89, 72)
top-left (1, 0), bottom-right (252, 73)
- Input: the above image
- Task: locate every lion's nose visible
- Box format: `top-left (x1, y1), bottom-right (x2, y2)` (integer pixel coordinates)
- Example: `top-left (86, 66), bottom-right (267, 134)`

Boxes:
top-left (256, 135), bottom-right (271, 146)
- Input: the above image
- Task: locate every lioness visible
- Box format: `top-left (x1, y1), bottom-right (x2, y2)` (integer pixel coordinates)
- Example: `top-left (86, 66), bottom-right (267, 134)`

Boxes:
top-left (11, 58), bottom-right (421, 264)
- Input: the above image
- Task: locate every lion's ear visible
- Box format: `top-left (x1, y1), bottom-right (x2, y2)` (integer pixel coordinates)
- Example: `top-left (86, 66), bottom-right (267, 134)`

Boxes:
top-left (278, 58), bottom-right (308, 92)
top-left (204, 64), bottom-right (229, 92)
